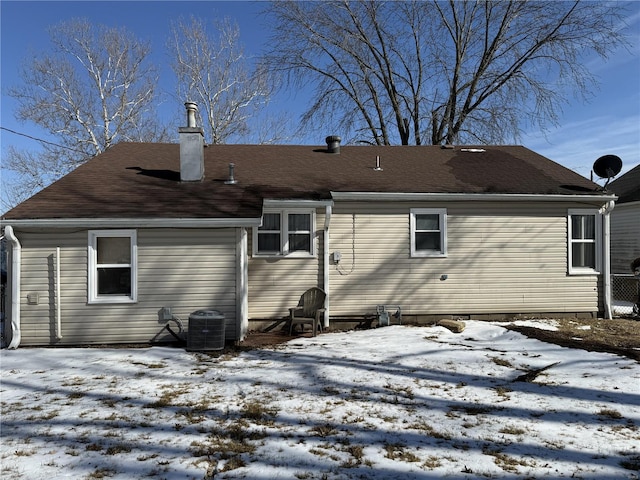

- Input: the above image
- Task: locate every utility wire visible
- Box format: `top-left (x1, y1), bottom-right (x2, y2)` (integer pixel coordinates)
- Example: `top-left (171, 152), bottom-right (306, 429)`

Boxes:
top-left (0, 126), bottom-right (88, 154)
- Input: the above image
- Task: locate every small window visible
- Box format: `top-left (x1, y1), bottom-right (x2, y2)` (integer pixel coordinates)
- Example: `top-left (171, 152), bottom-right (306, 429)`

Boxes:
top-left (254, 210), bottom-right (315, 257)
top-left (88, 230), bottom-right (137, 303)
top-left (257, 213), bottom-right (281, 254)
top-left (288, 213), bottom-right (312, 252)
top-left (568, 210), bottom-right (600, 274)
top-left (411, 208), bottom-right (447, 257)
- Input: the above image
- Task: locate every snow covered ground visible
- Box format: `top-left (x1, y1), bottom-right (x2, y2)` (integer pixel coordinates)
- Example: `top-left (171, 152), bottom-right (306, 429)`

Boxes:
top-left (1, 321), bottom-right (639, 479)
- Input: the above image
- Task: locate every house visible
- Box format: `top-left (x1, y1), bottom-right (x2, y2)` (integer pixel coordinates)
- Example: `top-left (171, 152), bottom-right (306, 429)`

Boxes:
top-left (607, 164), bottom-right (640, 315)
top-left (1, 104), bottom-right (617, 348)
top-left (607, 164), bottom-right (640, 274)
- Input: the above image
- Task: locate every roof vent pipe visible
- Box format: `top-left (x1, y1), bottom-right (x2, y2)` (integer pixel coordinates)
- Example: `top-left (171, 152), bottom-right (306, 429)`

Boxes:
top-left (225, 163), bottom-right (237, 185)
top-left (326, 135), bottom-right (341, 154)
top-left (185, 101), bottom-right (198, 128)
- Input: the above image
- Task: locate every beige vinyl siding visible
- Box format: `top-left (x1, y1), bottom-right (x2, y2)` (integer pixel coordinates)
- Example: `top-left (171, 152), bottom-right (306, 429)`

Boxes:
top-left (248, 211), bottom-right (325, 318)
top-left (14, 228), bottom-right (238, 346)
top-left (610, 202), bottom-right (640, 274)
top-left (17, 230), bottom-right (86, 345)
top-left (328, 202), bottom-right (600, 317)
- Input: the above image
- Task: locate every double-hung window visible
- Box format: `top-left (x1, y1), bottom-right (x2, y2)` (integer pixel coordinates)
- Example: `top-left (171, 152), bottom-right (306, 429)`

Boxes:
top-left (410, 208), bottom-right (447, 257)
top-left (88, 230), bottom-right (137, 303)
top-left (254, 210), bottom-right (315, 257)
top-left (568, 209), bottom-right (601, 274)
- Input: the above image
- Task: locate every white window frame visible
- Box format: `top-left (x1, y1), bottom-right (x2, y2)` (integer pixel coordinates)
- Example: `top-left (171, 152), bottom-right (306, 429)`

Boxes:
top-left (88, 229), bottom-right (138, 304)
top-left (410, 208), bottom-right (447, 257)
top-left (568, 209), bottom-right (601, 275)
top-left (253, 209), bottom-right (316, 258)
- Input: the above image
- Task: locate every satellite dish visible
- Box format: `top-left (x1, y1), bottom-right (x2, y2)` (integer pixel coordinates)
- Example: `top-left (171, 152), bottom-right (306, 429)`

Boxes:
top-left (593, 154), bottom-right (622, 180)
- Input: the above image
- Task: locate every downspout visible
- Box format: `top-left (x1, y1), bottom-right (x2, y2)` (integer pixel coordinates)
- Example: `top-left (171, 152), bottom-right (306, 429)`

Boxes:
top-left (323, 205), bottom-right (332, 329)
top-left (4, 226), bottom-right (21, 349)
top-left (600, 200), bottom-right (615, 319)
top-left (236, 228), bottom-right (249, 341)
top-left (55, 246), bottom-right (63, 340)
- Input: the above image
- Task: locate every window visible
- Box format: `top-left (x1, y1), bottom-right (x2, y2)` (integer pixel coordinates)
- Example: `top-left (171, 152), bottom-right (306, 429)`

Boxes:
top-left (254, 210), bottom-right (315, 257)
top-left (411, 208), bottom-right (447, 257)
top-left (256, 212), bottom-right (281, 254)
top-left (568, 210), bottom-right (601, 274)
top-left (88, 230), bottom-right (137, 303)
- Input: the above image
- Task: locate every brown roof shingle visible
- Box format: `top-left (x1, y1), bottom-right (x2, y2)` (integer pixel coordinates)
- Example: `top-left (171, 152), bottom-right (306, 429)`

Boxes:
top-left (2, 143), bottom-right (605, 221)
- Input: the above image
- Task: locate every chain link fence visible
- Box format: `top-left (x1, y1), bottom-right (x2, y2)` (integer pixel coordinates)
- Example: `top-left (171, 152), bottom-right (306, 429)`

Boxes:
top-left (612, 274), bottom-right (640, 317)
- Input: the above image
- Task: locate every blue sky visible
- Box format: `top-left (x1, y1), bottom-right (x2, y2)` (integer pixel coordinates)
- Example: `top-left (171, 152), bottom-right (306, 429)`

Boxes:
top-left (1, 0), bottom-right (639, 186)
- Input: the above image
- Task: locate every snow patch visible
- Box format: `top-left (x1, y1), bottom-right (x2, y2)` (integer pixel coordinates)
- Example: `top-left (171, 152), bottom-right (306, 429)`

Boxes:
top-left (1, 321), bottom-right (638, 479)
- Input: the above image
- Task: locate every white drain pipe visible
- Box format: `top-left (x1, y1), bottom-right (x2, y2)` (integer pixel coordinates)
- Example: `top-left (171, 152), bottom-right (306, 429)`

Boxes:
top-left (323, 205), bottom-right (332, 329)
top-left (56, 246), bottom-right (63, 340)
top-left (600, 200), bottom-right (615, 320)
top-left (4, 226), bottom-right (22, 349)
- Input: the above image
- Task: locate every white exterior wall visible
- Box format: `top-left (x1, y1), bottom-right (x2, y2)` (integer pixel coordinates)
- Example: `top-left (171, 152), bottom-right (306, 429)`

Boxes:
top-left (13, 228), bottom-right (238, 346)
top-left (327, 202), bottom-right (600, 317)
top-left (610, 202), bottom-right (640, 274)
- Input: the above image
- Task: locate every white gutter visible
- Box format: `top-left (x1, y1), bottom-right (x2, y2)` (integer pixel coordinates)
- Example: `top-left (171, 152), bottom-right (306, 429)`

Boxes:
top-left (600, 200), bottom-right (615, 319)
top-left (55, 246), bottom-right (63, 340)
top-left (323, 205), bottom-right (332, 329)
top-left (264, 199), bottom-right (333, 208)
top-left (0, 217), bottom-right (262, 229)
top-left (330, 192), bottom-right (617, 203)
top-left (4, 226), bottom-right (21, 349)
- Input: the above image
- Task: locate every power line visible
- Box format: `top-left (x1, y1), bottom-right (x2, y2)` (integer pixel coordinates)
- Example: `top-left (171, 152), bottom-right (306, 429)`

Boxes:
top-left (0, 126), bottom-right (88, 154)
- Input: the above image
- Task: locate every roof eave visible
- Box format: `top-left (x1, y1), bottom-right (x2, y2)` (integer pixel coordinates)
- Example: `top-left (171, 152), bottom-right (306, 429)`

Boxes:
top-left (0, 217), bottom-right (262, 229)
top-left (330, 192), bottom-right (617, 202)
top-left (263, 199), bottom-right (334, 208)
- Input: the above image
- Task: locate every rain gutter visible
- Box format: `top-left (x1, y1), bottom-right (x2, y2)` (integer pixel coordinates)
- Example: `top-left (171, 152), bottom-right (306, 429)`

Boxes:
top-left (0, 218), bottom-right (262, 229)
top-left (330, 192), bottom-right (617, 203)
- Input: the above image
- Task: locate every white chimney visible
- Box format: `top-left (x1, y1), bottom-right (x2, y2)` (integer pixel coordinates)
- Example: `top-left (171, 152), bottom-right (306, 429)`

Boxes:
top-left (179, 101), bottom-right (205, 182)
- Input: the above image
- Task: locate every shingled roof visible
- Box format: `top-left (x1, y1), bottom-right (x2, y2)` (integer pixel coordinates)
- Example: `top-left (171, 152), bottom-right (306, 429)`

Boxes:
top-left (607, 164), bottom-right (640, 204)
top-left (2, 142), bottom-right (606, 221)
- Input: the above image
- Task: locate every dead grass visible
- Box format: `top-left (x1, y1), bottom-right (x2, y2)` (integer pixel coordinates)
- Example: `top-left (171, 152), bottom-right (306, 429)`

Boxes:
top-left (597, 408), bottom-right (624, 420)
top-left (383, 443), bottom-right (420, 462)
top-left (309, 424), bottom-right (338, 438)
top-left (240, 400), bottom-right (278, 424)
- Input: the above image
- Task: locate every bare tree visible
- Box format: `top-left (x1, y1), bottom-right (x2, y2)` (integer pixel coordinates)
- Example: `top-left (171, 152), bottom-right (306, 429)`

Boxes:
top-left (4, 18), bottom-right (166, 208)
top-left (2, 146), bottom-right (69, 210)
top-left (263, 0), bottom-right (628, 145)
top-left (168, 16), bottom-right (272, 145)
